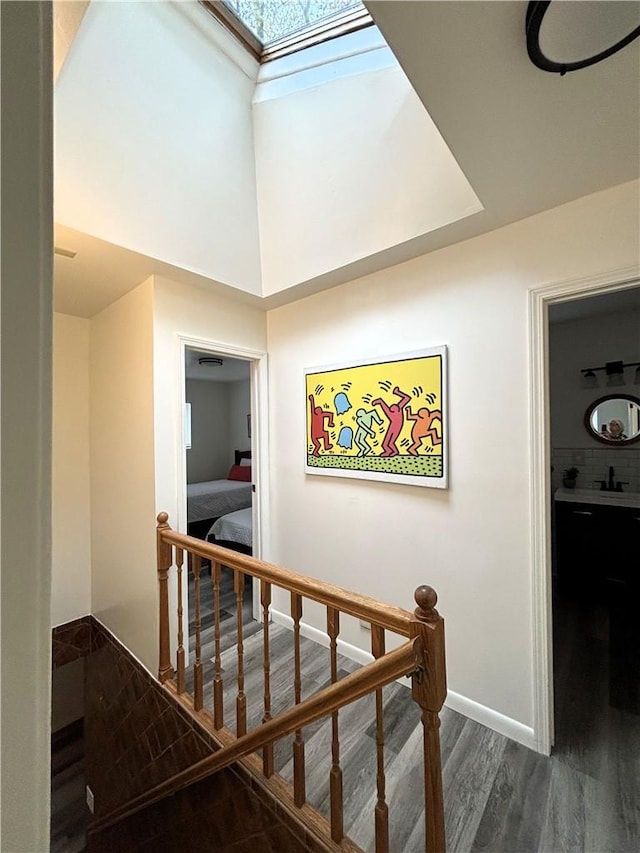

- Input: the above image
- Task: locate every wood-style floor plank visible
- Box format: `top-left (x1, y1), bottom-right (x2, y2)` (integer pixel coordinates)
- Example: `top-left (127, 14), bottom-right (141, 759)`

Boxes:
top-left (52, 574), bottom-right (637, 853)
top-left (471, 739), bottom-right (552, 853)
top-left (185, 575), bottom-right (640, 852)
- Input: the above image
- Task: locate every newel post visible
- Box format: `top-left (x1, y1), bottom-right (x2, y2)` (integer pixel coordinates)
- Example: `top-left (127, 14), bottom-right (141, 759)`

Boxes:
top-left (410, 585), bottom-right (447, 853)
top-left (157, 512), bottom-right (174, 683)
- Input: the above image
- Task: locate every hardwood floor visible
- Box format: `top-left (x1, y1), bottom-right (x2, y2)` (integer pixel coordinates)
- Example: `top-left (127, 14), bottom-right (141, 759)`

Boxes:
top-left (55, 570), bottom-right (639, 852)
top-left (544, 589), bottom-right (640, 853)
top-left (187, 570), bottom-right (640, 852)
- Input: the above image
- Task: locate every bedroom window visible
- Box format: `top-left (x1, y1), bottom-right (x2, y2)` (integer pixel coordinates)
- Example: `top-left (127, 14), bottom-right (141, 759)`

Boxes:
top-left (200, 0), bottom-right (373, 62)
top-left (185, 402), bottom-right (192, 450)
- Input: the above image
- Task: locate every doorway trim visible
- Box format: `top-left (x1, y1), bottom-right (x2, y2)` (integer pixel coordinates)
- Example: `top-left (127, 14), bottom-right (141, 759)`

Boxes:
top-left (177, 335), bottom-right (269, 630)
top-left (529, 263), bottom-right (640, 755)
top-left (177, 334), bottom-right (269, 554)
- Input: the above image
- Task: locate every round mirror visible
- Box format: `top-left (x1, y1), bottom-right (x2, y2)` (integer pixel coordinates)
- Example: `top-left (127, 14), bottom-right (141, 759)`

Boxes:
top-left (584, 394), bottom-right (640, 445)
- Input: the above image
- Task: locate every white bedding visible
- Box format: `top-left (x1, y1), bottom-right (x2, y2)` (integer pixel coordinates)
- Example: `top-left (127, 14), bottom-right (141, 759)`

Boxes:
top-left (187, 480), bottom-right (252, 523)
top-left (209, 507), bottom-right (253, 548)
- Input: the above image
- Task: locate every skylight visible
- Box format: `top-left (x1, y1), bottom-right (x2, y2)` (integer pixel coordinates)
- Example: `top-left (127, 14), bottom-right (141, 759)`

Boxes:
top-left (202, 1), bottom-right (373, 61)
top-left (225, 0), bottom-right (362, 44)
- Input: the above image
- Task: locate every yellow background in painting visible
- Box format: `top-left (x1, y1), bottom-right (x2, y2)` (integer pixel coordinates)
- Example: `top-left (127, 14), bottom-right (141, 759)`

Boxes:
top-left (306, 355), bottom-right (443, 458)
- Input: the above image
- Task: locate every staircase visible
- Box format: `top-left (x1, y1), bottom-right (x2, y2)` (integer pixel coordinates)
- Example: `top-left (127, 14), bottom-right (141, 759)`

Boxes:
top-left (87, 514), bottom-right (447, 852)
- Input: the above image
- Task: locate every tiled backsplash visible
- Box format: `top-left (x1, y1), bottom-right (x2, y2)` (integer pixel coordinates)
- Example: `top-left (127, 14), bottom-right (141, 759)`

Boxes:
top-left (552, 447), bottom-right (640, 493)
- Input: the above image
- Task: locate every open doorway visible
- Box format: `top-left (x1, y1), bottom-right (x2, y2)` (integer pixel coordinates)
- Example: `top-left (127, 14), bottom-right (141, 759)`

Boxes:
top-left (546, 284), bottom-right (640, 769)
top-left (182, 343), bottom-right (261, 671)
top-left (184, 347), bottom-right (253, 547)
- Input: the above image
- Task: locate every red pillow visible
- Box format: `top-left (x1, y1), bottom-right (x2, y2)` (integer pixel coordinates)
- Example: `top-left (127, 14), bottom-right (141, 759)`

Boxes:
top-left (227, 465), bottom-right (251, 482)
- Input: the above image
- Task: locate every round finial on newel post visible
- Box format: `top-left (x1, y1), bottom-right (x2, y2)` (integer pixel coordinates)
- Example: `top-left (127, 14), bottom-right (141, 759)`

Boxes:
top-left (157, 511), bottom-right (169, 527)
top-left (414, 585), bottom-right (439, 623)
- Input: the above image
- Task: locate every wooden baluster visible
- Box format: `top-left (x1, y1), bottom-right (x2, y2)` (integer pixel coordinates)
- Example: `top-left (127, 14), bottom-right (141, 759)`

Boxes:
top-left (190, 552), bottom-right (204, 711)
top-left (261, 580), bottom-right (274, 777)
top-left (211, 560), bottom-right (224, 730)
top-left (410, 586), bottom-right (447, 853)
top-left (327, 607), bottom-right (343, 843)
top-left (235, 570), bottom-right (247, 737)
top-left (291, 592), bottom-right (306, 807)
top-left (372, 624), bottom-right (389, 853)
top-left (156, 513), bottom-right (174, 683)
top-left (175, 547), bottom-right (186, 694)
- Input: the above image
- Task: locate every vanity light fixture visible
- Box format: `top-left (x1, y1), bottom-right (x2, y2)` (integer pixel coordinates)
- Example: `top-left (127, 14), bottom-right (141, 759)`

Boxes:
top-left (580, 360), bottom-right (640, 389)
top-left (606, 361), bottom-right (625, 387)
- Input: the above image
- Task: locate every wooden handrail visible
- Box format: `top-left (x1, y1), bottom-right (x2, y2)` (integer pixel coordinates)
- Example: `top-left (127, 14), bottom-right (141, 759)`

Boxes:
top-left (158, 520), bottom-right (414, 636)
top-left (411, 586), bottom-right (447, 853)
top-left (151, 514), bottom-right (447, 852)
top-left (90, 637), bottom-right (420, 835)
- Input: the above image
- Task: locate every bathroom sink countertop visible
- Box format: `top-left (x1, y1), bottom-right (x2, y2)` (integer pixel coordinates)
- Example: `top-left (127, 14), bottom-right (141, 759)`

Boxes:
top-left (554, 487), bottom-right (640, 509)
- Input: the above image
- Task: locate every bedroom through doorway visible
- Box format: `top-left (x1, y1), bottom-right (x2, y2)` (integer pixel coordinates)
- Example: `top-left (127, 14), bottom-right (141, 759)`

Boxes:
top-left (183, 345), bottom-right (256, 668)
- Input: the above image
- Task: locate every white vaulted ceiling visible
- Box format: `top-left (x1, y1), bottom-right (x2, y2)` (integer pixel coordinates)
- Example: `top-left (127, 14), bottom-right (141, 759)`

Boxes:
top-left (368, 1), bottom-right (640, 234)
top-left (54, 1), bottom-right (640, 317)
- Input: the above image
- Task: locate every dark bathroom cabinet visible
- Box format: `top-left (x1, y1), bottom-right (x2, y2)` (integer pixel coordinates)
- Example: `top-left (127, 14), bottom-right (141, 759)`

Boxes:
top-left (554, 496), bottom-right (640, 714)
top-left (554, 499), bottom-right (639, 602)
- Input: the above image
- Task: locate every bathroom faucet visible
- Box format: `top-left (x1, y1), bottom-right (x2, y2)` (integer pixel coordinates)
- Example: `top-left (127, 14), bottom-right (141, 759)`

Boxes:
top-left (595, 467), bottom-right (629, 492)
top-left (595, 466), bottom-right (628, 492)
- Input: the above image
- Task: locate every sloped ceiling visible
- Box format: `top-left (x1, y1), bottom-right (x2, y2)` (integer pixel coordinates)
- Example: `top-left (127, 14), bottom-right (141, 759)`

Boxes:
top-left (53, 0), bottom-right (89, 81)
top-left (54, 1), bottom-right (640, 317)
top-left (368, 0), bottom-right (640, 228)
top-left (54, 1), bottom-right (482, 314)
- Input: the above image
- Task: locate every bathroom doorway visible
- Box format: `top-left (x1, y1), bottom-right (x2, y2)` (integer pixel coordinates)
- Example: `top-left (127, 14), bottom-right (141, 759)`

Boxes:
top-left (547, 283), bottom-right (640, 765)
top-left (530, 267), bottom-right (640, 753)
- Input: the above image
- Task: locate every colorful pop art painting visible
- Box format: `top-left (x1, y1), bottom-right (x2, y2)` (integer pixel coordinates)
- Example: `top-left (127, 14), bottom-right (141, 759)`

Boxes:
top-left (305, 346), bottom-right (447, 488)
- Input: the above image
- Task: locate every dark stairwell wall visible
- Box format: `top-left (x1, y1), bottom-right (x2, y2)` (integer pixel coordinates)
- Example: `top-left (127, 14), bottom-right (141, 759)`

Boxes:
top-left (54, 618), bottom-right (322, 852)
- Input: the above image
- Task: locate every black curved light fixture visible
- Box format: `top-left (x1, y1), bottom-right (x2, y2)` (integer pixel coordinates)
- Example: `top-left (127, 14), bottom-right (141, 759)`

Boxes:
top-left (526, 1), bottom-right (640, 76)
top-left (198, 356), bottom-right (223, 366)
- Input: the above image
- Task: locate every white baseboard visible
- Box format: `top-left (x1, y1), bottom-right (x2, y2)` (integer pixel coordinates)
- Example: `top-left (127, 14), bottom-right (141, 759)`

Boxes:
top-left (271, 608), bottom-right (538, 752)
top-left (444, 689), bottom-right (537, 751)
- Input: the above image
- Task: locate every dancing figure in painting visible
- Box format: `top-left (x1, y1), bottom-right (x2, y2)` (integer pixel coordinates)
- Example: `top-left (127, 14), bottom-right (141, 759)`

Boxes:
top-left (371, 386), bottom-right (411, 457)
top-left (406, 406), bottom-right (442, 454)
top-left (308, 394), bottom-right (334, 456)
top-left (354, 408), bottom-right (383, 456)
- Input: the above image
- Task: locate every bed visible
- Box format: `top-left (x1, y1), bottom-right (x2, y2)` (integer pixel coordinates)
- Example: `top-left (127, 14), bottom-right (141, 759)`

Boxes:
top-left (187, 450), bottom-right (252, 524)
top-left (208, 507), bottom-right (253, 555)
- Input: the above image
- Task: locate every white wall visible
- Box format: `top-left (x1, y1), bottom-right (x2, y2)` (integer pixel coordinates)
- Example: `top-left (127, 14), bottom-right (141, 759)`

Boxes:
top-left (55, 0), bottom-right (262, 294)
top-left (186, 379), bottom-right (232, 483)
top-left (0, 3), bottom-right (53, 848)
top-left (153, 275), bottom-right (266, 537)
top-left (254, 34), bottom-right (481, 295)
top-left (90, 279), bottom-right (157, 673)
top-left (87, 273), bottom-right (265, 674)
top-left (52, 313), bottom-right (91, 626)
top-left (266, 180), bottom-right (640, 737)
